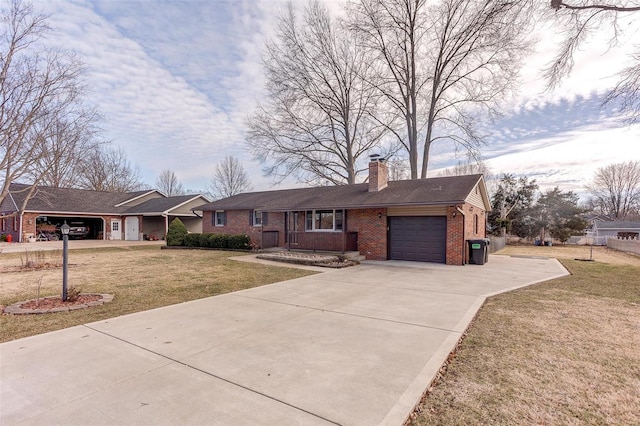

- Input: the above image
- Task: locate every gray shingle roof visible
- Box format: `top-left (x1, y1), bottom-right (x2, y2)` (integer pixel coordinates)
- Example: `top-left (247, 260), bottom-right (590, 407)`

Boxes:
top-left (594, 220), bottom-right (640, 230)
top-left (197, 174), bottom-right (484, 212)
top-left (7, 183), bottom-right (203, 215)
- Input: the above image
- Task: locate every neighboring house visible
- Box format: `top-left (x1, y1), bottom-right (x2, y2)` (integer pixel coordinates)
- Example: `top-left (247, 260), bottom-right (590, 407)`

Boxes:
top-left (197, 158), bottom-right (491, 265)
top-left (592, 220), bottom-right (640, 240)
top-left (0, 183), bottom-right (208, 243)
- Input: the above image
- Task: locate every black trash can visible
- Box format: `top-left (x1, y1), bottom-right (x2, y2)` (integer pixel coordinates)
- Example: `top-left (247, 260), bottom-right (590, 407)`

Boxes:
top-left (467, 239), bottom-right (488, 265)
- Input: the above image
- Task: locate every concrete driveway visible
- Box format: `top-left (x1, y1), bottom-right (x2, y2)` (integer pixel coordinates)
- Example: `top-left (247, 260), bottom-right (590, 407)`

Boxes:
top-left (0, 255), bottom-right (568, 425)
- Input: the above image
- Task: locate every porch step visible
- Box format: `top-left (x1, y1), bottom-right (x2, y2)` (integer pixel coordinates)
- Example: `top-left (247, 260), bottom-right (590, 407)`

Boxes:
top-left (343, 251), bottom-right (366, 262)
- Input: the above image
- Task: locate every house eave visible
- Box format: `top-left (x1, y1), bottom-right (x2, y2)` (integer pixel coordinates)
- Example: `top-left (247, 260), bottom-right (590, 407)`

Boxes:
top-left (23, 210), bottom-right (124, 216)
top-left (207, 200), bottom-right (470, 213)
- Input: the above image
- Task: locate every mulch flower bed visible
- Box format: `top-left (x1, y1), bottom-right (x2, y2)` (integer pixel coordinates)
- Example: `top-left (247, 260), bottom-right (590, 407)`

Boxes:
top-left (3, 294), bottom-right (114, 315)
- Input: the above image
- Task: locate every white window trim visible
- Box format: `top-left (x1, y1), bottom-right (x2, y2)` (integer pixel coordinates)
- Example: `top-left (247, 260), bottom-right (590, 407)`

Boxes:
top-left (253, 210), bottom-right (262, 227)
top-left (305, 209), bottom-right (343, 232)
top-left (215, 210), bottom-right (225, 227)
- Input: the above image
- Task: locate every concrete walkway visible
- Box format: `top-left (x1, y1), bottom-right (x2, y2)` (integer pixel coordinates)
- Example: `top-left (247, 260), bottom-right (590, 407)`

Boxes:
top-left (0, 255), bottom-right (568, 425)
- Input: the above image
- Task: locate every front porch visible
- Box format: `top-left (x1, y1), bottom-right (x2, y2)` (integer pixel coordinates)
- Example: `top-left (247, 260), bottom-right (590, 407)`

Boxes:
top-left (286, 231), bottom-right (358, 253)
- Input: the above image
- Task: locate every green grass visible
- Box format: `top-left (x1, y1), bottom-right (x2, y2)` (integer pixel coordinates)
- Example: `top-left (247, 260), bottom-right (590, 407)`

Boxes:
top-left (410, 259), bottom-right (640, 425)
top-left (0, 246), bottom-right (315, 343)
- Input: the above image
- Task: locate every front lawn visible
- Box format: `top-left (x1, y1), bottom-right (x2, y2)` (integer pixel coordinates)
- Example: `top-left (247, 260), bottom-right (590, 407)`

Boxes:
top-left (410, 249), bottom-right (640, 425)
top-left (0, 246), bottom-right (315, 343)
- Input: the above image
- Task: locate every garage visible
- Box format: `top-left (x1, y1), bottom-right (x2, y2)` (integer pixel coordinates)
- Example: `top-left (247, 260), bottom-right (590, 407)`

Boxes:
top-left (388, 216), bottom-right (447, 263)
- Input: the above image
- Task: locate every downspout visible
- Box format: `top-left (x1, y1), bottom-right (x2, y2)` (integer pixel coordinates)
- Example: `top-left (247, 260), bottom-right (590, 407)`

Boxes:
top-left (163, 214), bottom-right (168, 240)
top-left (456, 206), bottom-right (466, 265)
top-left (19, 211), bottom-right (24, 243)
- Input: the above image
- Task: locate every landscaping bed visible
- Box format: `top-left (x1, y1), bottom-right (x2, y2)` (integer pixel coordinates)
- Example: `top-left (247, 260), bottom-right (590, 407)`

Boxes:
top-left (256, 251), bottom-right (358, 268)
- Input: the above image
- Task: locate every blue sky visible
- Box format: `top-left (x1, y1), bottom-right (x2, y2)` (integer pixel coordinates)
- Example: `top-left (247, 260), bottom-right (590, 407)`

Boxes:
top-left (39, 0), bottom-right (640, 196)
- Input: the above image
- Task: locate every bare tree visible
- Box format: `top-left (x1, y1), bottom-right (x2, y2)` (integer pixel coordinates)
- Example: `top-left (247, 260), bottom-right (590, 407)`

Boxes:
top-left (155, 169), bottom-right (184, 196)
top-left (34, 114), bottom-right (102, 188)
top-left (77, 145), bottom-right (146, 192)
top-left (437, 159), bottom-right (491, 178)
top-left (349, 0), bottom-right (531, 179)
top-left (587, 161), bottom-right (640, 219)
top-left (545, 1), bottom-right (640, 121)
top-left (207, 155), bottom-right (251, 200)
top-left (0, 0), bottom-right (87, 216)
top-left (247, 1), bottom-right (392, 185)
top-left (387, 157), bottom-right (410, 181)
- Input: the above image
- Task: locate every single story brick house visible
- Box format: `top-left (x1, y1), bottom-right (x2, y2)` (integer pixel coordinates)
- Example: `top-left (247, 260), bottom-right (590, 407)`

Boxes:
top-left (197, 159), bottom-right (490, 265)
top-left (1, 183), bottom-right (208, 243)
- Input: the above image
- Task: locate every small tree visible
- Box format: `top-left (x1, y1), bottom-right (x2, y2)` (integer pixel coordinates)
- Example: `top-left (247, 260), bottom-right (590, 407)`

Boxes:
top-left (207, 156), bottom-right (252, 200)
top-left (533, 187), bottom-right (586, 244)
top-left (166, 218), bottom-right (188, 246)
top-left (155, 169), bottom-right (184, 196)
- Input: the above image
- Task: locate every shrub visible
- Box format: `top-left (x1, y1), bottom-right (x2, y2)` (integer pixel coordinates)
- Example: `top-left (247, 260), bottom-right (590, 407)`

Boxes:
top-left (198, 233), bottom-right (212, 247)
top-left (207, 234), bottom-right (227, 248)
top-left (183, 233), bottom-right (199, 247)
top-left (228, 234), bottom-right (251, 250)
top-left (166, 218), bottom-right (188, 246)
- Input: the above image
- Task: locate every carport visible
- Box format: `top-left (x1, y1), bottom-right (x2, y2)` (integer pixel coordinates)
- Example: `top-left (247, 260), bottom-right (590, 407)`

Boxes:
top-left (35, 215), bottom-right (104, 239)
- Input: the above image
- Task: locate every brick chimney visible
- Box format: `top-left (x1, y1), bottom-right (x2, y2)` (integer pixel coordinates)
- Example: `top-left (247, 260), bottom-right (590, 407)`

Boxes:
top-left (368, 155), bottom-right (388, 192)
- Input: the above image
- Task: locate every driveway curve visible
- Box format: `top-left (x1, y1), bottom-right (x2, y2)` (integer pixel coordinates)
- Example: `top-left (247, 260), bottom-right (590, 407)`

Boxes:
top-left (1, 254), bottom-right (568, 425)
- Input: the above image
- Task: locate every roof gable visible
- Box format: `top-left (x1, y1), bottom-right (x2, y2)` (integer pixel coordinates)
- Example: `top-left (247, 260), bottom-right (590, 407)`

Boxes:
top-left (114, 190), bottom-right (165, 207)
top-left (124, 195), bottom-right (209, 215)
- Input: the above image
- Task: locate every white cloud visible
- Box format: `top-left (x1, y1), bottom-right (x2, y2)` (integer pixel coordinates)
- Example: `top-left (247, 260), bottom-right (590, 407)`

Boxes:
top-left (32, 0), bottom-right (640, 195)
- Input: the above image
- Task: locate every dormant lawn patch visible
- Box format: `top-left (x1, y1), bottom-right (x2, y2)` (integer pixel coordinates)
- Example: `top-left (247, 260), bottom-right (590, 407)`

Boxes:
top-left (410, 247), bottom-right (640, 425)
top-left (0, 246), bottom-right (315, 343)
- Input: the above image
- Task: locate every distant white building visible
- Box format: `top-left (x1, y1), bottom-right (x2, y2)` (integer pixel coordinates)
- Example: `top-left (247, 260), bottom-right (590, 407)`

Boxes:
top-left (592, 220), bottom-right (640, 241)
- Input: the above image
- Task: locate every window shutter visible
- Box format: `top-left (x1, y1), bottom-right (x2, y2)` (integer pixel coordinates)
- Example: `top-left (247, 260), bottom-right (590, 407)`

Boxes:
top-left (249, 210), bottom-right (253, 226)
top-left (212, 211), bottom-right (216, 226)
top-left (263, 212), bottom-right (268, 226)
top-left (223, 211), bottom-right (227, 226)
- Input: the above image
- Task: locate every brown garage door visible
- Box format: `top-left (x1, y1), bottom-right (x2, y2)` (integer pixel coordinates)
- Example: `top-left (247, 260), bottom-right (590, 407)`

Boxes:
top-left (389, 216), bottom-right (447, 263)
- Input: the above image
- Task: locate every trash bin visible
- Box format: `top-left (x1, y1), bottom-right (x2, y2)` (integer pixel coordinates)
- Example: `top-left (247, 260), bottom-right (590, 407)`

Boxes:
top-left (483, 238), bottom-right (491, 263)
top-left (467, 239), bottom-right (488, 265)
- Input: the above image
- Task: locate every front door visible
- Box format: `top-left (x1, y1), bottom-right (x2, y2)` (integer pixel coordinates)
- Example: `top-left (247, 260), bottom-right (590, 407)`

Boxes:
top-left (111, 220), bottom-right (122, 240)
top-left (125, 217), bottom-right (139, 241)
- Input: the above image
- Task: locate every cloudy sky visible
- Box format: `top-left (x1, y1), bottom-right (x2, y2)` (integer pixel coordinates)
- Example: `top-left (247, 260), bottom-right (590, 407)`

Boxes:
top-left (38, 0), bottom-right (640, 197)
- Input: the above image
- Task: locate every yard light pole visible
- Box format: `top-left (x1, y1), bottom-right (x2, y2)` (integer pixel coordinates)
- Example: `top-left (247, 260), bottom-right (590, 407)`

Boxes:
top-left (61, 221), bottom-right (70, 302)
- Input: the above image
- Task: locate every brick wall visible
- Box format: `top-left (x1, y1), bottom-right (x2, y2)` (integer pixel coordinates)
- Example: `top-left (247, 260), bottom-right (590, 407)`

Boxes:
top-left (446, 204), bottom-right (487, 265)
top-left (203, 210), bottom-right (285, 249)
top-left (347, 208), bottom-right (387, 260)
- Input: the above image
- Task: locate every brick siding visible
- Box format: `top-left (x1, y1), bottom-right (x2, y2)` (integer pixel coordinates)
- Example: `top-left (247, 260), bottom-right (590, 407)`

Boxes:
top-left (346, 208), bottom-right (387, 260)
top-left (203, 210), bottom-right (285, 249)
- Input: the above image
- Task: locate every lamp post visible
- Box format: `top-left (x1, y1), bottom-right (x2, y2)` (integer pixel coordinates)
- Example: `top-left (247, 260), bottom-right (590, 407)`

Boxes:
top-left (60, 221), bottom-right (70, 301)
